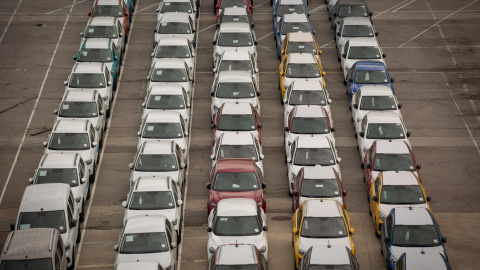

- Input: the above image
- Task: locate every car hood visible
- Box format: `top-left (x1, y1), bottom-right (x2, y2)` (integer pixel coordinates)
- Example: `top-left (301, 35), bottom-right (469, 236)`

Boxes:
top-left (213, 97), bottom-right (259, 110)
top-left (210, 190), bottom-right (262, 203)
top-left (284, 77), bottom-right (323, 88)
top-left (344, 58), bottom-right (386, 72)
top-left (45, 149), bottom-right (92, 164)
top-left (142, 108), bottom-right (189, 123)
top-left (124, 208), bottom-right (177, 225)
top-left (286, 132), bottom-right (335, 147)
top-left (138, 138), bottom-right (187, 152)
top-left (298, 236), bottom-right (351, 252)
top-left (66, 87), bottom-right (109, 97)
top-left (209, 233), bottom-right (267, 250)
top-left (131, 171), bottom-right (180, 186)
top-left (115, 252), bottom-right (172, 268)
top-left (379, 203), bottom-right (428, 221)
top-left (390, 245), bottom-right (445, 263)
top-left (149, 81), bottom-right (191, 92)
top-left (155, 33), bottom-right (195, 43)
top-left (215, 46), bottom-right (255, 58)
top-left (215, 130), bottom-right (258, 142)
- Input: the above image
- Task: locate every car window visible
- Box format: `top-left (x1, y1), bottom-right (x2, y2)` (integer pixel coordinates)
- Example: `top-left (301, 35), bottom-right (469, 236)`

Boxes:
top-left (386, 215), bottom-right (393, 236)
top-left (172, 183), bottom-right (179, 204)
top-left (89, 125), bottom-right (95, 145)
top-left (368, 144), bottom-right (375, 165)
top-left (374, 176), bottom-right (381, 195)
top-left (297, 206), bottom-right (303, 229)
top-left (287, 110), bottom-right (294, 128)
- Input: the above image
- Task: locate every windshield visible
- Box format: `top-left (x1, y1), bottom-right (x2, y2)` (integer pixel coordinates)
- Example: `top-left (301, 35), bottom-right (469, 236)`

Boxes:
top-left (35, 168), bottom-right (79, 187)
top-left (0, 259), bottom-right (53, 270)
top-left (155, 45), bottom-right (191, 58)
top-left (294, 148), bottom-right (335, 166)
top-left (282, 22), bottom-right (310, 35)
top-left (301, 217), bottom-right (347, 238)
top-left (373, 154), bottom-right (415, 171)
top-left (286, 42), bottom-right (317, 54)
top-left (300, 179), bottom-right (340, 198)
top-left (218, 115), bottom-right (256, 131)
top-left (348, 46), bottom-right (381, 59)
top-left (214, 216), bottom-right (261, 236)
top-left (380, 185), bottom-right (425, 204)
top-left (69, 73), bottom-right (106, 88)
top-left (222, 15), bottom-right (249, 24)
top-left (59, 101), bottom-right (98, 118)
top-left (338, 5), bottom-right (368, 18)
top-left (219, 60), bottom-right (253, 73)
top-left (161, 2), bottom-right (192, 12)
top-left (48, 133), bottom-right (90, 150)
top-left (77, 49), bottom-right (113, 62)
top-left (286, 63), bottom-right (320, 78)
top-left (289, 91), bottom-right (327, 106)
top-left (216, 82), bottom-right (255, 98)
top-left (392, 225), bottom-right (440, 247)
top-left (342, 25), bottom-right (374, 37)
top-left (129, 191), bottom-right (175, 210)
top-left (217, 33), bottom-right (253, 46)
top-left (151, 68), bottom-right (188, 82)
top-left (84, 26), bottom-right (118, 38)
top-left (213, 172), bottom-right (259, 191)
top-left (120, 232), bottom-right (169, 254)
top-left (359, 96), bottom-right (396, 110)
top-left (366, 123), bottom-right (405, 139)
top-left (18, 211), bottom-right (67, 234)
top-left (147, 95), bottom-right (186, 110)
top-left (307, 266), bottom-right (353, 270)
top-left (355, 70), bottom-right (389, 84)
top-left (218, 145), bottom-right (258, 161)
top-left (221, 0), bottom-right (247, 8)
top-left (291, 117), bottom-right (329, 134)
top-left (93, 5), bottom-right (123, 16)
top-left (135, 154), bottom-right (178, 172)
top-left (142, 123), bottom-right (183, 139)
top-left (157, 22), bottom-right (191, 34)
top-left (278, 5), bottom-right (305, 17)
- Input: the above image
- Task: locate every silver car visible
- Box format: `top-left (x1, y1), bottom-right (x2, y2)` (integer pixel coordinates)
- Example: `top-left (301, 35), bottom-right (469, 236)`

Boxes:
top-left (335, 17), bottom-right (378, 60)
top-left (153, 13), bottom-right (196, 48)
top-left (213, 23), bottom-right (257, 66)
top-left (151, 36), bottom-right (196, 76)
top-left (147, 59), bottom-right (193, 95)
top-left (142, 84), bottom-right (191, 124)
top-left (81, 16), bottom-right (125, 53)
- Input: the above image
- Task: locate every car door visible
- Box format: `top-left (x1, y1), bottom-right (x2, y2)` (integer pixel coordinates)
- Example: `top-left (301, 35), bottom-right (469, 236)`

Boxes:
top-left (364, 143), bottom-right (375, 186)
top-left (67, 193), bottom-right (78, 250)
top-left (382, 214), bottom-right (393, 258)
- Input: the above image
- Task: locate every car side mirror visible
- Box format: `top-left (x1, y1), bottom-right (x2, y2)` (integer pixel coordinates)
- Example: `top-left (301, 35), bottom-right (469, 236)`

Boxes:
top-left (384, 237), bottom-right (389, 243)
top-left (369, 12), bottom-right (373, 16)
top-left (28, 178), bottom-right (34, 184)
top-left (91, 142), bottom-right (97, 148)
top-left (263, 226), bottom-right (268, 231)
top-left (114, 245), bottom-right (119, 251)
top-left (292, 228), bottom-right (298, 234)
top-left (85, 159), bottom-right (92, 165)
top-left (283, 98), bottom-right (287, 103)
top-left (284, 127), bottom-right (289, 131)
top-left (128, 163), bottom-right (134, 169)
top-left (73, 56), bottom-right (77, 60)
top-left (337, 32), bottom-right (340, 36)
top-left (64, 81), bottom-right (68, 86)
top-left (211, 123), bottom-right (216, 129)
top-left (10, 224), bottom-right (14, 231)
top-left (80, 177), bottom-right (86, 184)
top-left (80, 32), bottom-right (84, 37)
top-left (331, 127), bottom-right (335, 132)
top-left (365, 163), bottom-right (371, 169)
top-left (153, 29), bottom-right (157, 33)
top-left (342, 53), bottom-right (346, 58)
top-left (375, 31), bottom-right (379, 36)
top-left (349, 228), bottom-right (355, 235)
top-left (426, 195), bottom-right (431, 201)
top-left (343, 190), bottom-right (347, 196)
top-left (75, 197), bottom-right (81, 203)
top-left (107, 81), bottom-right (112, 86)
top-left (141, 102), bottom-right (146, 108)
top-left (206, 183), bottom-right (211, 189)
top-left (257, 92), bottom-right (261, 97)
top-left (186, 103), bottom-right (191, 108)
top-left (293, 191), bottom-right (298, 196)
top-left (210, 154), bottom-right (215, 160)
top-left (359, 132), bottom-right (364, 137)
top-left (254, 40), bottom-right (258, 45)
top-left (209, 247), bottom-right (215, 253)
top-left (213, 41), bottom-right (216, 45)
top-left (53, 109), bottom-right (58, 115)
top-left (328, 98), bottom-right (332, 104)
top-left (441, 236), bottom-right (447, 243)
top-left (137, 131), bottom-right (141, 136)
top-left (207, 227), bottom-right (213, 232)
top-left (337, 157), bottom-right (342, 163)
top-left (88, 12), bottom-right (92, 16)
top-left (416, 164), bottom-right (422, 169)
top-left (348, 78), bottom-right (353, 82)
top-left (260, 154), bottom-right (264, 160)
top-left (71, 219), bottom-right (77, 227)
top-left (99, 110), bottom-right (105, 115)
top-left (353, 104), bottom-right (358, 109)
top-left (257, 124), bottom-right (262, 129)
top-left (371, 196), bottom-right (378, 202)
top-left (261, 183), bottom-right (266, 189)
top-left (184, 131), bottom-right (189, 137)
top-left (177, 199), bottom-right (183, 206)
top-left (406, 131), bottom-right (411, 137)
top-left (279, 71), bottom-right (284, 76)
top-left (382, 53), bottom-right (386, 58)
top-left (180, 162), bottom-right (186, 169)
top-left (119, 33), bottom-right (124, 37)
top-left (210, 92), bottom-right (214, 97)
top-left (121, 201), bottom-right (127, 208)
top-left (213, 67), bottom-right (217, 72)
top-left (312, 30), bottom-right (316, 35)
top-left (43, 141), bottom-right (47, 147)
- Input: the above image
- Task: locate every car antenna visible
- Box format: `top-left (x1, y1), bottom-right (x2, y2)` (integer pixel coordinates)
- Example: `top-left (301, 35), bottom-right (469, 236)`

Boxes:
top-left (421, 247), bottom-right (425, 254)
top-left (409, 205), bottom-right (413, 210)
top-left (327, 240), bottom-right (331, 248)
top-left (235, 240), bottom-right (238, 247)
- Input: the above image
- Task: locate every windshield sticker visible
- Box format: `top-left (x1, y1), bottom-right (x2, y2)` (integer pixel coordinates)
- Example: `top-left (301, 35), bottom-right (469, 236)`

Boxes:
top-left (72, 180), bottom-right (77, 184)
top-left (172, 165), bottom-right (176, 168)
top-left (39, 170), bottom-right (47, 177)
top-left (169, 203), bottom-right (173, 206)
top-left (147, 126), bottom-right (155, 131)
top-left (234, 18), bottom-right (239, 21)
top-left (253, 185), bottom-right (257, 188)
top-left (419, 198), bottom-right (424, 201)
top-left (410, 166), bottom-right (414, 169)
top-left (251, 126), bottom-right (255, 129)
top-left (325, 129), bottom-right (328, 132)
top-left (99, 82), bottom-right (103, 86)
top-left (433, 239), bottom-right (438, 243)
top-left (298, 46), bottom-right (304, 49)
top-left (315, 184), bottom-right (323, 188)
top-left (182, 77), bottom-right (186, 80)
top-left (19, 224), bottom-right (30, 229)
top-left (248, 42), bottom-right (252, 45)
top-left (220, 217), bottom-right (228, 221)
top-left (165, 2), bottom-right (170, 5)
top-left (62, 104), bottom-right (69, 110)
top-left (84, 144), bottom-right (88, 147)
top-left (330, 160), bottom-right (334, 163)
top-left (289, 8), bottom-right (294, 11)
top-left (254, 228), bottom-right (259, 232)
top-left (339, 231), bottom-right (343, 235)
top-left (335, 191), bottom-right (339, 194)
top-left (162, 22), bottom-right (168, 26)
top-left (233, 40), bottom-right (239, 44)
top-left (156, 70), bottom-right (163, 75)
top-left (88, 28), bottom-right (94, 33)
top-left (177, 133), bottom-right (181, 137)
top-left (154, 96), bottom-right (161, 101)
top-left (292, 27), bottom-right (299, 30)
top-left (125, 235), bottom-right (134, 242)
top-left (59, 226), bottom-right (64, 230)
top-left (232, 184), bottom-right (240, 188)
top-left (233, 91), bottom-right (240, 96)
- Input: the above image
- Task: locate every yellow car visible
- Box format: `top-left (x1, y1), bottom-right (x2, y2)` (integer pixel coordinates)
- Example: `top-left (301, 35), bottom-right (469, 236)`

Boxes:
top-left (279, 32), bottom-right (322, 63)
top-left (279, 53), bottom-right (326, 100)
top-left (368, 171), bottom-right (431, 237)
top-left (292, 199), bottom-right (354, 269)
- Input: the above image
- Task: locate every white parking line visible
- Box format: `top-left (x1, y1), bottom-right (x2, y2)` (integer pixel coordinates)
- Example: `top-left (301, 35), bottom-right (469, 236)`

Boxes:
top-left (76, 264), bottom-right (114, 269)
top-left (135, 3), bottom-right (157, 13)
top-left (426, 2), bottom-right (457, 66)
top-left (46, 0), bottom-right (89, 14)
top-left (0, 0), bottom-right (76, 205)
top-left (0, 0), bottom-right (23, 44)
top-left (392, 0), bottom-right (416, 13)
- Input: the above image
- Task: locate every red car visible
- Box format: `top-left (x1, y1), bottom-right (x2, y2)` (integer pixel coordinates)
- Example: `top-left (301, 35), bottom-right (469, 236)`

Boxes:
top-left (206, 158), bottom-right (266, 214)
top-left (211, 102), bottom-right (262, 146)
top-left (215, 0), bottom-right (253, 17)
top-left (89, 0), bottom-right (130, 37)
top-left (292, 166), bottom-right (346, 211)
top-left (362, 140), bottom-right (421, 190)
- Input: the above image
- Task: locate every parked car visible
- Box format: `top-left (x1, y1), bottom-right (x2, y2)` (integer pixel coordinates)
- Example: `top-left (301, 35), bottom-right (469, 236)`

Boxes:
top-left (340, 38), bottom-right (386, 83)
top-left (153, 13), bottom-right (196, 48)
top-left (81, 16), bottom-right (125, 53)
top-left (88, 0), bottom-right (130, 34)
top-left (283, 80), bottom-right (331, 113)
top-left (331, 0), bottom-right (372, 32)
top-left (273, 0), bottom-right (309, 32)
top-left (117, 260), bottom-right (165, 270)
top-left (207, 244), bottom-right (268, 270)
top-left (335, 17), bottom-right (377, 60)
top-left (216, 7), bottom-right (254, 28)
top-left (147, 59), bottom-right (193, 95)
top-left (213, 50), bottom-right (259, 88)
top-left (394, 251), bottom-right (451, 270)
top-left (142, 84), bottom-right (191, 124)
top-left (279, 32), bottom-right (321, 62)
top-left (299, 245), bottom-right (359, 270)
top-left (213, 23), bottom-right (257, 66)
top-left (211, 132), bottom-right (264, 172)
top-left (215, 0), bottom-right (252, 16)
top-left (275, 14), bottom-right (315, 57)
top-left (346, 61), bottom-right (394, 100)
top-left (151, 36), bottom-right (196, 75)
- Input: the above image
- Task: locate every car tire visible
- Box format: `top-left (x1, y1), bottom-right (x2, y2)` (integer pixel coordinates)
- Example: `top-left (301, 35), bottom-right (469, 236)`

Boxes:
top-left (79, 207), bottom-right (85, 223)
top-left (89, 170), bottom-right (95, 183)
top-left (375, 223), bottom-right (381, 238)
top-left (337, 56), bottom-right (340, 62)
top-left (76, 225), bottom-right (82, 243)
top-left (68, 248), bottom-right (75, 270)
top-left (343, 79), bottom-right (347, 85)
top-left (86, 186), bottom-right (91, 200)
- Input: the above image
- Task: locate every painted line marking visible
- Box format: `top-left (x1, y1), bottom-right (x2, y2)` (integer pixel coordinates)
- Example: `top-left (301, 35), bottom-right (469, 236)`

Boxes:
top-left (0, 0), bottom-right (23, 44)
top-left (46, 0), bottom-right (89, 14)
top-left (392, 0), bottom-right (416, 13)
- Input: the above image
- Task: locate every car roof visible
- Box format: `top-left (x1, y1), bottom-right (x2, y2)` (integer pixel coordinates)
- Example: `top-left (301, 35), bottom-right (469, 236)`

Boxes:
top-left (304, 199), bottom-right (342, 217)
top-left (72, 62), bottom-right (104, 73)
top-left (159, 12), bottom-right (190, 22)
top-left (116, 260), bottom-right (161, 270)
top-left (135, 176), bottom-right (172, 192)
top-left (138, 140), bottom-right (175, 154)
top-left (405, 251), bottom-right (449, 270)
top-left (124, 215), bottom-right (167, 233)
top-left (96, 0), bottom-right (122, 5)
top-left (152, 58), bottom-right (187, 69)
top-left (342, 16), bottom-right (373, 25)
top-left (291, 79), bottom-right (324, 90)
top-left (53, 119), bottom-right (90, 133)
top-left (1, 228), bottom-right (60, 261)
top-left (218, 70), bottom-right (254, 82)
top-left (357, 85), bottom-right (394, 96)
top-left (279, 0), bottom-right (304, 5)
top-left (302, 165), bottom-right (337, 180)
top-left (223, 7), bottom-right (248, 16)
top-left (220, 132), bottom-right (255, 146)
top-left (221, 50), bottom-right (251, 61)
top-left (348, 37), bottom-right (380, 47)
top-left (149, 84), bottom-right (185, 95)
top-left (216, 198), bottom-right (258, 216)
top-left (221, 102), bottom-right (252, 115)
top-left (308, 245), bottom-right (351, 265)
top-left (282, 13), bottom-right (309, 22)
top-left (381, 171), bottom-right (419, 186)
top-left (365, 111), bottom-right (402, 123)
top-left (64, 89), bottom-right (99, 102)
top-left (39, 152), bottom-right (79, 168)
top-left (287, 32), bottom-right (314, 43)
top-left (353, 61), bottom-right (387, 70)
top-left (296, 136), bottom-right (332, 149)
top-left (216, 244), bottom-right (257, 265)
top-left (164, 0), bottom-right (191, 2)
top-left (393, 207), bottom-right (434, 226)
top-left (375, 140), bottom-right (410, 154)
top-left (82, 38), bottom-right (111, 49)
top-left (157, 36), bottom-right (190, 46)
top-left (216, 158), bottom-right (257, 172)
top-left (89, 16), bottom-right (116, 26)
top-left (219, 22), bottom-right (251, 32)
top-left (293, 105), bottom-right (326, 118)
top-left (20, 184), bottom-right (70, 212)
top-left (144, 111), bottom-right (182, 123)
top-left (288, 53), bottom-right (316, 64)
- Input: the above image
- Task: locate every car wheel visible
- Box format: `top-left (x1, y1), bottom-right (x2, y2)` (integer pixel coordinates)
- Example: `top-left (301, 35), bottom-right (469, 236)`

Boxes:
top-left (280, 96), bottom-right (284, 104)
top-left (177, 223), bottom-right (182, 243)
top-left (363, 176), bottom-right (366, 183)
top-left (79, 207), bottom-right (85, 223)
top-left (343, 79), bottom-right (347, 85)
top-left (76, 225), bottom-right (82, 243)
top-left (354, 133), bottom-right (357, 139)
top-left (381, 248), bottom-right (384, 256)
top-left (270, 0), bottom-right (273, 5)
top-left (68, 248), bottom-right (75, 270)
top-left (89, 170), bottom-right (95, 183)
top-left (291, 197), bottom-right (295, 212)
top-left (360, 162), bottom-right (364, 169)
top-left (86, 186), bottom-right (91, 200)
top-left (106, 107), bottom-right (111, 118)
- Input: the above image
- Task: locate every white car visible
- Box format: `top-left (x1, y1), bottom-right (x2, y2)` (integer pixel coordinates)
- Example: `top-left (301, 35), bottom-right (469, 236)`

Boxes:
top-left (351, 85), bottom-right (402, 134)
top-left (154, 12), bottom-right (196, 48)
top-left (128, 140), bottom-right (187, 189)
top-left (116, 260), bottom-right (164, 270)
top-left (356, 111), bottom-right (411, 161)
top-left (81, 16), bottom-right (125, 53)
top-left (211, 132), bottom-right (264, 173)
top-left (207, 198), bottom-right (268, 259)
top-left (283, 79), bottom-right (332, 115)
top-left (122, 175), bottom-right (183, 237)
top-left (54, 89), bottom-right (107, 138)
top-left (142, 84), bottom-right (191, 124)
top-left (64, 62), bottom-right (113, 114)
top-left (340, 38), bottom-right (386, 82)
top-left (335, 17), bottom-right (378, 60)
top-left (217, 7), bottom-right (254, 28)
top-left (114, 215), bottom-right (178, 270)
top-left (213, 23), bottom-right (257, 66)
top-left (280, 53), bottom-right (326, 97)
top-left (151, 36), bottom-right (196, 75)
top-left (156, 0), bottom-right (199, 23)
top-left (211, 102), bottom-right (261, 144)
top-left (276, 13), bottom-right (313, 44)
top-left (284, 105), bottom-right (335, 152)
top-left (286, 136), bottom-right (341, 194)
top-left (147, 59), bottom-right (193, 95)
top-left (210, 71), bottom-right (260, 119)
top-left (213, 50), bottom-right (259, 88)
top-left (137, 111), bottom-right (189, 153)
top-left (43, 119), bottom-right (100, 183)
top-left (300, 244), bottom-right (359, 270)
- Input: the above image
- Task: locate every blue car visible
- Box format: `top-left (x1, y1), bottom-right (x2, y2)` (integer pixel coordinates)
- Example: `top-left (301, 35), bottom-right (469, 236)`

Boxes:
top-left (346, 61), bottom-right (394, 100)
top-left (273, 0), bottom-right (309, 36)
top-left (124, 0), bottom-right (134, 13)
top-left (275, 14), bottom-right (315, 57)
top-left (381, 207), bottom-right (448, 270)
top-left (74, 38), bottom-right (121, 89)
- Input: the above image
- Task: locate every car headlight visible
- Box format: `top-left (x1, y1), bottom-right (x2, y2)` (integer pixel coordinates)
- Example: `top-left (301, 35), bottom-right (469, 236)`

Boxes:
top-left (390, 253), bottom-right (398, 264)
top-left (363, 147), bottom-right (367, 153)
top-left (210, 200), bottom-right (217, 207)
top-left (298, 247), bottom-right (306, 256)
top-left (257, 199), bottom-right (263, 207)
top-left (356, 117), bottom-right (362, 122)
